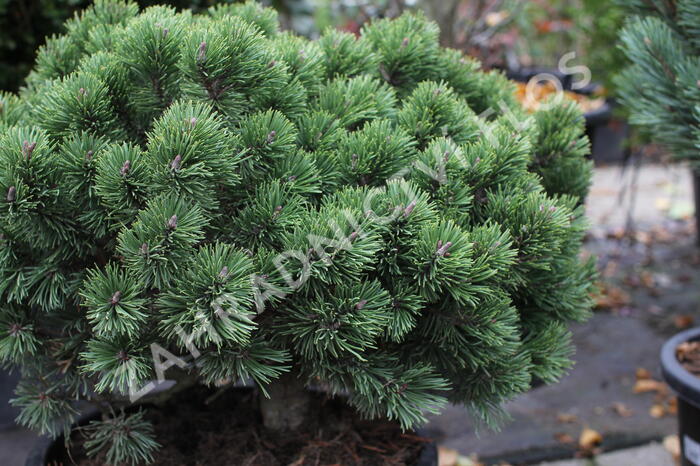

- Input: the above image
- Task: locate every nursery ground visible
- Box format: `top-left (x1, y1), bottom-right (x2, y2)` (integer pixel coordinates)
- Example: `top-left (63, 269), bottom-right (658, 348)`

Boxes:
top-left (0, 161), bottom-right (694, 465)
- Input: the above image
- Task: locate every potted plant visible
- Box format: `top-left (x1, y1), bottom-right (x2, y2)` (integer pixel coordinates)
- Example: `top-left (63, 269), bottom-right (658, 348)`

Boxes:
top-left (615, 0), bottom-right (700, 240)
top-left (661, 328), bottom-right (700, 466)
top-left (0, 1), bottom-right (596, 464)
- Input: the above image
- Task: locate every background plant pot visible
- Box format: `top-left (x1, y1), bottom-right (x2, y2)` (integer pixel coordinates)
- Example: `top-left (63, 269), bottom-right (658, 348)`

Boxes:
top-left (692, 169), bottom-right (700, 247)
top-left (661, 326), bottom-right (700, 466)
top-left (505, 67), bottom-right (623, 165)
top-left (25, 388), bottom-right (438, 466)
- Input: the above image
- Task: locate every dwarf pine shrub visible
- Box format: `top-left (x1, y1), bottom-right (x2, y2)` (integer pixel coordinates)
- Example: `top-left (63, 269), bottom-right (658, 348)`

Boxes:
top-left (0, 1), bottom-right (595, 463)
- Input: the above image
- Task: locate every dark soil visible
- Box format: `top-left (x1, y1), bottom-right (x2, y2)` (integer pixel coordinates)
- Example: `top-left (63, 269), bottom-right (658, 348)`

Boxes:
top-left (54, 386), bottom-right (429, 466)
top-left (677, 340), bottom-right (700, 377)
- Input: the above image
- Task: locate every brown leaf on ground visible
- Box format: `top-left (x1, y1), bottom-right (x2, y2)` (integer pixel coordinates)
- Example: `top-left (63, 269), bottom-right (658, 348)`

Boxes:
top-left (611, 402), bottom-right (633, 417)
top-left (649, 404), bottom-right (666, 418)
top-left (649, 225), bottom-right (676, 243)
top-left (594, 283), bottom-right (631, 310)
top-left (554, 433), bottom-right (575, 444)
top-left (556, 412), bottom-right (578, 424)
top-left (663, 435), bottom-right (680, 461)
top-left (668, 397), bottom-right (678, 415)
top-left (640, 270), bottom-right (655, 290)
top-left (438, 446), bottom-right (458, 466)
top-left (633, 378), bottom-right (668, 395)
top-left (579, 427), bottom-right (603, 450)
top-left (602, 260), bottom-right (618, 278)
top-left (606, 227), bottom-right (626, 240)
top-left (635, 367), bottom-right (652, 380)
top-left (634, 231), bottom-right (653, 245)
top-left (674, 314), bottom-right (695, 329)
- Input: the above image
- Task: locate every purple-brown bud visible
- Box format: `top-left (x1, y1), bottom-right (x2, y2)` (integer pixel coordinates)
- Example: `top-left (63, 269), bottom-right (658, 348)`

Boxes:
top-left (171, 154), bottom-right (182, 171)
top-left (197, 41), bottom-right (207, 63)
top-left (116, 350), bottom-right (130, 362)
top-left (110, 290), bottom-right (122, 305)
top-left (6, 186), bottom-right (16, 203)
top-left (120, 160), bottom-right (131, 176)
top-left (167, 215), bottom-right (178, 230)
top-left (403, 201), bottom-right (416, 218)
top-left (436, 241), bottom-right (453, 257)
top-left (22, 140), bottom-right (36, 161)
top-left (267, 131), bottom-right (276, 144)
top-left (8, 323), bottom-right (22, 336)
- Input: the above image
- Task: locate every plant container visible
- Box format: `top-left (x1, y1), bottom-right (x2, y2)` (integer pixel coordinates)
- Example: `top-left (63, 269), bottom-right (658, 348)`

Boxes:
top-left (661, 326), bottom-right (700, 466)
top-left (25, 387), bottom-right (438, 466)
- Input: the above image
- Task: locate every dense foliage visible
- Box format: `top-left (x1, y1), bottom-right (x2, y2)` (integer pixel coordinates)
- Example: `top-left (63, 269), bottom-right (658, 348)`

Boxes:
top-left (616, 0), bottom-right (700, 161)
top-left (0, 0), bottom-right (313, 92)
top-left (0, 1), bottom-right (595, 463)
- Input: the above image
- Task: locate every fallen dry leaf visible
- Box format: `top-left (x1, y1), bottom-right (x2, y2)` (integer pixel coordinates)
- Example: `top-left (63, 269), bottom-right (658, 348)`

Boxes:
top-left (579, 427), bottom-right (603, 450)
top-left (674, 315), bottom-right (695, 329)
top-left (635, 368), bottom-right (652, 380)
top-left (649, 225), bottom-right (677, 243)
top-left (633, 379), bottom-right (668, 395)
top-left (554, 432), bottom-right (575, 444)
top-left (640, 270), bottom-right (655, 290)
top-left (438, 446), bottom-right (458, 466)
top-left (634, 231), bottom-right (652, 245)
top-left (556, 412), bottom-right (578, 424)
top-left (663, 435), bottom-right (680, 461)
top-left (606, 227), bottom-right (626, 240)
top-left (611, 402), bottom-right (633, 418)
top-left (668, 397), bottom-right (678, 415)
top-left (649, 404), bottom-right (666, 418)
top-left (594, 283), bottom-right (631, 310)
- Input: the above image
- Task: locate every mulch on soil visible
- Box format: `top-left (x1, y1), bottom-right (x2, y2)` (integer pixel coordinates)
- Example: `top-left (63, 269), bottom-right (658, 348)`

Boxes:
top-left (58, 386), bottom-right (429, 466)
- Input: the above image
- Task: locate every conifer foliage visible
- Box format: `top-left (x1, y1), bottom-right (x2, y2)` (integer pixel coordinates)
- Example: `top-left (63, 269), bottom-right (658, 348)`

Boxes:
top-left (0, 1), bottom-right (595, 463)
top-left (615, 0), bottom-right (700, 162)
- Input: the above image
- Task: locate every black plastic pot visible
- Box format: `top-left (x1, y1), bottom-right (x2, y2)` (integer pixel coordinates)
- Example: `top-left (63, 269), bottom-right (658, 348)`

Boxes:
top-left (26, 425), bottom-right (437, 466)
top-left (692, 169), bottom-right (700, 247)
top-left (661, 326), bottom-right (700, 466)
top-left (504, 67), bottom-right (621, 164)
top-left (25, 403), bottom-right (438, 466)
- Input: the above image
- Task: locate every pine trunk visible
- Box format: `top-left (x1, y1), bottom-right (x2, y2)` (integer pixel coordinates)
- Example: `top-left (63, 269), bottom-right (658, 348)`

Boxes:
top-left (258, 370), bottom-right (311, 432)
